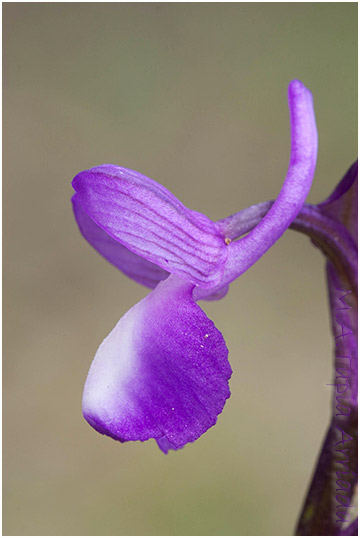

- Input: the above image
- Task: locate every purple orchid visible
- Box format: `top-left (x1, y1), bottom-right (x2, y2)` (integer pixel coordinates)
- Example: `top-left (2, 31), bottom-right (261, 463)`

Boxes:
top-left (72, 80), bottom-right (318, 454)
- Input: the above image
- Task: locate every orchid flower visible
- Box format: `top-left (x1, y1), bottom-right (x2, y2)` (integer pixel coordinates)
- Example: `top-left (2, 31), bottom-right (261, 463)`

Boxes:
top-left (72, 80), bottom-right (317, 454)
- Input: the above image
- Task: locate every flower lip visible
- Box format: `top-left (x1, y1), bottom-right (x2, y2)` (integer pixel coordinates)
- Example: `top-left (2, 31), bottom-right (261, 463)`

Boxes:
top-left (82, 275), bottom-right (232, 450)
top-left (72, 165), bottom-right (228, 288)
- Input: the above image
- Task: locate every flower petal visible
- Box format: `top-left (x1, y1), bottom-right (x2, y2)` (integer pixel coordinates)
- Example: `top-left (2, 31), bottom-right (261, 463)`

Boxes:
top-left (195, 283), bottom-right (229, 302)
top-left (82, 275), bottom-right (232, 450)
top-left (72, 165), bottom-right (228, 288)
top-left (72, 194), bottom-right (169, 289)
top-left (73, 193), bottom-right (229, 300)
top-left (156, 436), bottom-right (180, 454)
top-left (221, 80), bottom-right (318, 285)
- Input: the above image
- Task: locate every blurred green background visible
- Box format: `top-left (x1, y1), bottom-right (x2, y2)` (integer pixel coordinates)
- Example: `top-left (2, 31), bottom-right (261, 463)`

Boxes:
top-left (3, 3), bottom-right (357, 536)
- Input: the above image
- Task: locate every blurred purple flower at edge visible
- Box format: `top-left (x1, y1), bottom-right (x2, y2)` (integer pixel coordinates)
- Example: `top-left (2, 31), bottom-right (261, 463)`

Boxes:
top-left (71, 81), bottom-right (357, 535)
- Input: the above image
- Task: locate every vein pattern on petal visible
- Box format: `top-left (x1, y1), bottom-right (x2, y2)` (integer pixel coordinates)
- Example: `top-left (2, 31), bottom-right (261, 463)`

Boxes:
top-left (72, 165), bottom-right (228, 288)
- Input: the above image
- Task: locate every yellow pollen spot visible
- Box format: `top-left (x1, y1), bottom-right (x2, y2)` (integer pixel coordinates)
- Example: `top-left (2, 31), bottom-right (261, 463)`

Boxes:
top-left (225, 237), bottom-right (231, 245)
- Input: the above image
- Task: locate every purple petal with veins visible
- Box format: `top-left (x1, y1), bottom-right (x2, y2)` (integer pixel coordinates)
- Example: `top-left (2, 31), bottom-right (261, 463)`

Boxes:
top-left (72, 165), bottom-right (228, 288)
top-left (73, 193), bottom-right (229, 300)
top-left (72, 194), bottom-right (169, 289)
top-left (82, 275), bottom-right (231, 450)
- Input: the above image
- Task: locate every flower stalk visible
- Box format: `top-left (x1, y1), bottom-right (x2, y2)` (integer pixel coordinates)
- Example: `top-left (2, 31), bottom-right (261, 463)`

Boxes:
top-left (218, 162), bottom-right (358, 536)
